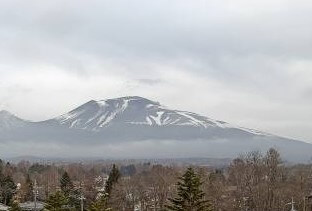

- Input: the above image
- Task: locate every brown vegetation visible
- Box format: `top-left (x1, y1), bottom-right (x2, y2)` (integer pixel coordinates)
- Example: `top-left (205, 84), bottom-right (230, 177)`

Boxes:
top-left (1, 148), bottom-right (312, 210)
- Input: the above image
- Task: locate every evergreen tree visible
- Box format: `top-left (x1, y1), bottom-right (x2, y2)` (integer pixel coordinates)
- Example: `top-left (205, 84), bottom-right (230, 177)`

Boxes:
top-left (23, 174), bottom-right (34, 202)
top-left (60, 171), bottom-right (73, 196)
top-left (45, 191), bottom-right (72, 211)
top-left (104, 164), bottom-right (120, 197)
top-left (9, 201), bottom-right (22, 211)
top-left (89, 193), bottom-right (111, 211)
top-left (0, 159), bottom-right (3, 176)
top-left (68, 188), bottom-right (81, 210)
top-left (166, 167), bottom-right (212, 211)
top-left (59, 171), bottom-right (81, 209)
top-left (0, 175), bottom-right (17, 205)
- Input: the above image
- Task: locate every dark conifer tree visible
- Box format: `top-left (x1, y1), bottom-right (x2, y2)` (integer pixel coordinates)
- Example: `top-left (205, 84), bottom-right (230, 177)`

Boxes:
top-left (23, 174), bottom-right (34, 202)
top-left (0, 175), bottom-right (17, 205)
top-left (166, 167), bottom-right (212, 211)
top-left (0, 159), bottom-right (3, 175)
top-left (104, 164), bottom-right (120, 197)
top-left (44, 191), bottom-right (71, 211)
top-left (60, 171), bottom-right (74, 196)
top-left (89, 193), bottom-right (111, 211)
top-left (59, 171), bottom-right (80, 209)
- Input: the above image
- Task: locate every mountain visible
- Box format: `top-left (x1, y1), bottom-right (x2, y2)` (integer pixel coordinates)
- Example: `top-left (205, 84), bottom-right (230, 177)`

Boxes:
top-left (51, 96), bottom-right (265, 134)
top-left (0, 110), bottom-right (27, 130)
top-left (0, 96), bottom-right (311, 162)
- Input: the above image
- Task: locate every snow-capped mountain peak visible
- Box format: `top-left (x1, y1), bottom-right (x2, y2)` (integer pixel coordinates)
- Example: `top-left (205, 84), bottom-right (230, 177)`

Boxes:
top-left (55, 96), bottom-right (160, 130)
top-left (52, 96), bottom-right (268, 136)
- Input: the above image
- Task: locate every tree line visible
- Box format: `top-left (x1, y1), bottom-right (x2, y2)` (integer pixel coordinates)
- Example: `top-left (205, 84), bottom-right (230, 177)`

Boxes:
top-left (1, 148), bottom-right (312, 210)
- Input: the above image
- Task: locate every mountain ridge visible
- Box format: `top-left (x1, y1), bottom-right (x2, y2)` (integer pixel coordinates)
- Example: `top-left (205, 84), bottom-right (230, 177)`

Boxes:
top-left (1, 96), bottom-right (267, 134)
top-left (0, 96), bottom-right (311, 162)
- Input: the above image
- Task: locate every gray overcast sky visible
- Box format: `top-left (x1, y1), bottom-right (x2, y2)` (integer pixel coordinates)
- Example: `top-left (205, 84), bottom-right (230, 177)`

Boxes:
top-left (0, 0), bottom-right (312, 142)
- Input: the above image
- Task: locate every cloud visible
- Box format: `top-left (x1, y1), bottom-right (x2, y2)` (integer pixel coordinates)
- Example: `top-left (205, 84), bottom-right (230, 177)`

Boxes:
top-left (136, 79), bottom-right (163, 86)
top-left (0, 0), bottom-right (312, 141)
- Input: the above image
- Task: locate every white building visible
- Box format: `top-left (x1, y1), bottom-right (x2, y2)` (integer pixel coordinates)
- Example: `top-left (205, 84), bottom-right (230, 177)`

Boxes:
top-left (20, 201), bottom-right (45, 211)
top-left (0, 203), bottom-right (9, 211)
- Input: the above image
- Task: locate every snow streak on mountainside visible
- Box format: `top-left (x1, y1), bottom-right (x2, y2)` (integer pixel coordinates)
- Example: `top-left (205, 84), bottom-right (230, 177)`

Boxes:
top-left (54, 96), bottom-right (268, 136)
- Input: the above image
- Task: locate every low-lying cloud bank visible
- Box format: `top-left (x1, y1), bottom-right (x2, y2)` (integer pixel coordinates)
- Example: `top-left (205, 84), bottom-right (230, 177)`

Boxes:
top-left (1, 137), bottom-right (311, 163)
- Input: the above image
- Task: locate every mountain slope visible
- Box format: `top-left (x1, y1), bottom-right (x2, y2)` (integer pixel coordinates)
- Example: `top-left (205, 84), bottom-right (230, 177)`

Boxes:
top-left (0, 110), bottom-right (27, 130)
top-left (0, 96), bottom-right (311, 162)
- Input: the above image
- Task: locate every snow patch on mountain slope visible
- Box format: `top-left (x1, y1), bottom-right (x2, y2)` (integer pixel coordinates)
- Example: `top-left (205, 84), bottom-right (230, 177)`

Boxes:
top-left (149, 111), bottom-right (164, 125)
top-left (55, 97), bottom-right (134, 130)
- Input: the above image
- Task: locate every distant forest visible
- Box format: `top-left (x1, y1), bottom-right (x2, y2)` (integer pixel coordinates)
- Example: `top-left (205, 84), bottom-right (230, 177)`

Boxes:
top-left (1, 148), bottom-right (312, 211)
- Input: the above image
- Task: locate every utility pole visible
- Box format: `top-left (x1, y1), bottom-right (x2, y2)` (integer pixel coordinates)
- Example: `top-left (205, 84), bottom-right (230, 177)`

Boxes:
top-left (79, 181), bottom-right (85, 211)
top-left (33, 180), bottom-right (39, 211)
top-left (80, 194), bottom-right (84, 211)
top-left (290, 198), bottom-right (296, 211)
top-left (286, 197), bottom-right (296, 211)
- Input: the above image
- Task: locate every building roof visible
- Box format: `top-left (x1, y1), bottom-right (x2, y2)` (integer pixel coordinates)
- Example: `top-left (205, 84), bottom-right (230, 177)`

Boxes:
top-left (0, 203), bottom-right (9, 211)
top-left (20, 201), bottom-right (45, 210)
